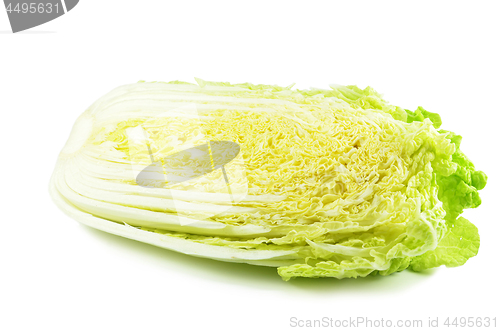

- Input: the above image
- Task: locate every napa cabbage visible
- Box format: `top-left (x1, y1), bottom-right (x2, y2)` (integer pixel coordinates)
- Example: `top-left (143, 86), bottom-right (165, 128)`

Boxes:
top-left (49, 79), bottom-right (486, 280)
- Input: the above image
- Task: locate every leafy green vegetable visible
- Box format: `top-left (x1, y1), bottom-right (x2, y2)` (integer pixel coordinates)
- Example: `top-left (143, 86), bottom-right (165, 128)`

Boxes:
top-left (49, 79), bottom-right (486, 280)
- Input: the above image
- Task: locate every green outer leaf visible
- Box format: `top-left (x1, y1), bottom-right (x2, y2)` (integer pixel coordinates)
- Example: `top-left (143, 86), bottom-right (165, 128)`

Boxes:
top-left (410, 217), bottom-right (480, 271)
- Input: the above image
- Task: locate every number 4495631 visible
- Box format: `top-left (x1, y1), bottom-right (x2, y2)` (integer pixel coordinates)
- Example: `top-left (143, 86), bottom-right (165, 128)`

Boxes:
top-left (6, 2), bottom-right (60, 14)
top-left (444, 317), bottom-right (496, 328)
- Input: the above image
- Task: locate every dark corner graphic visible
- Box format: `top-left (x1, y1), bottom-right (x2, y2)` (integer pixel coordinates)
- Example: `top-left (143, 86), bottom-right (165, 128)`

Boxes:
top-left (3, 0), bottom-right (79, 33)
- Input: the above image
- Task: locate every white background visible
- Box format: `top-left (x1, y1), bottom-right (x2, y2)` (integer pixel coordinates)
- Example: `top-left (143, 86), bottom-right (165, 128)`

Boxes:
top-left (1, 1), bottom-right (499, 330)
